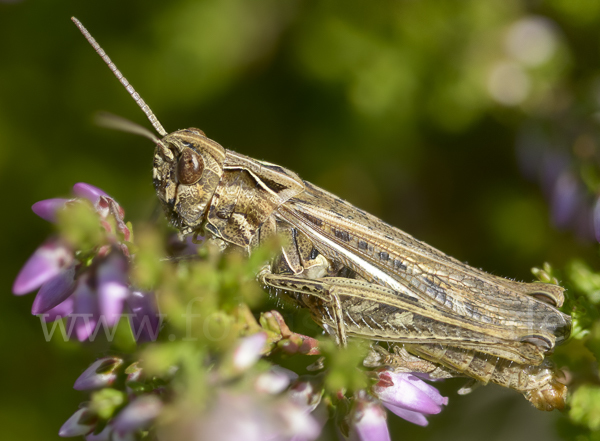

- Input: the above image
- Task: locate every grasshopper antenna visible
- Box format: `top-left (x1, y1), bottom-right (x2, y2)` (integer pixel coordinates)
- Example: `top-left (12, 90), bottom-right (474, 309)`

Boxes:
top-left (95, 112), bottom-right (161, 143)
top-left (71, 17), bottom-right (168, 138)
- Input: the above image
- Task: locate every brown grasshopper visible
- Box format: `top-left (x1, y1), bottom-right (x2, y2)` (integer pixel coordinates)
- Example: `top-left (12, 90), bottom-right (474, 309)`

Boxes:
top-left (72, 18), bottom-right (571, 411)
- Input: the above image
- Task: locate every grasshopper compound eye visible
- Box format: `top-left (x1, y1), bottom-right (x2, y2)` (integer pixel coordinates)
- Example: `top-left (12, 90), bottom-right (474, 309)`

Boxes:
top-left (177, 149), bottom-right (204, 185)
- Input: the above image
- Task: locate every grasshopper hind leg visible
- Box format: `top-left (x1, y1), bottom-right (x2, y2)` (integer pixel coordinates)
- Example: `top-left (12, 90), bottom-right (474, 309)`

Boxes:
top-left (259, 271), bottom-right (349, 345)
top-left (262, 222), bottom-right (351, 344)
top-left (364, 344), bottom-right (460, 380)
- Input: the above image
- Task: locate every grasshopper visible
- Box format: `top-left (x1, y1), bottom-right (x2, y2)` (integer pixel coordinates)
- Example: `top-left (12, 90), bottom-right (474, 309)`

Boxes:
top-left (72, 18), bottom-right (571, 411)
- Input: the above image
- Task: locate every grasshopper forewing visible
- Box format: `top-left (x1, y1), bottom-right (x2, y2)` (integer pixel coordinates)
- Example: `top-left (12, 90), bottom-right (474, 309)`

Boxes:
top-left (72, 17), bottom-right (572, 412)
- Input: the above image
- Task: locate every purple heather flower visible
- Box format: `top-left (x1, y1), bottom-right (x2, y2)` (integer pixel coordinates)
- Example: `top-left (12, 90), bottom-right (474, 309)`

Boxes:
top-left (84, 425), bottom-right (112, 441)
top-left (32, 198), bottom-right (69, 222)
top-left (127, 291), bottom-right (161, 343)
top-left (551, 171), bottom-right (581, 229)
top-left (125, 362), bottom-right (143, 385)
top-left (255, 366), bottom-right (299, 395)
top-left (372, 370), bottom-right (448, 427)
top-left (13, 239), bottom-right (73, 295)
top-left (84, 423), bottom-right (137, 441)
top-left (59, 407), bottom-right (97, 437)
top-left (74, 357), bottom-right (123, 391)
top-left (97, 252), bottom-right (130, 326)
top-left (232, 332), bottom-right (267, 372)
top-left (68, 275), bottom-right (100, 342)
top-left (183, 391), bottom-right (321, 441)
top-left (593, 197), bottom-right (600, 242)
top-left (349, 392), bottom-right (391, 441)
top-left (541, 150), bottom-right (570, 200)
top-left (73, 182), bottom-right (108, 205)
top-left (31, 264), bottom-right (76, 315)
top-left (42, 296), bottom-right (74, 322)
top-left (288, 377), bottom-right (323, 414)
top-left (112, 395), bottom-right (163, 435)
top-left (574, 200), bottom-right (595, 242)
top-left (275, 400), bottom-right (322, 441)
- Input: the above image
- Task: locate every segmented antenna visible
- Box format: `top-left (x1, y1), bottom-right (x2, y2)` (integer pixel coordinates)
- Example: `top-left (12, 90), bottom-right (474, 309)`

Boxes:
top-left (71, 17), bottom-right (168, 137)
top-left (95, 112), bottom-right (161, 144)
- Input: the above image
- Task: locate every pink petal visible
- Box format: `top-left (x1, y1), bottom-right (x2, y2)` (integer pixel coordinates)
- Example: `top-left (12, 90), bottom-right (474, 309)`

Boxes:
top-left (373, 371), bottom-right (446, 414)
top-left (288, 377), bottom-right (322, 413)
top-left (32, 198), bottom-right (69, 222)
top-left (85, 425), bottom-right (111, 441)
top-left (351, 400), bottom-right (391, 441)
top-left (275, 401), bottom-right (322, 441)
top-left (112, 396), bottom-right (162, 435)
top-left (551, 172), bottom-right (580, 229)
top-left (97, 253), bottom-right (129, 326)
top-left (13, 240), bottom-right (73, 295)
top-left (58, 408), bottom-right (96, 437)
top-left (73, 183), bottom-right (108, 205)
top-left (127, 291), bottom-right (161, 343)
top-left (403, 374), bottom-right (449, 407)
top-left (232, 332), bottom-right (267, 371)
top-left (41, 296), bottom-right (74, 322)
top-left (255, 366), bottom-right (297, 395)
top-left (74, 357), bottom-right (123, 391)
top-left (31, 265), bottom-right (76, 314)
top-left (382, 402), bottom-right (429, 427)
top-left (68, 278), bottom-right (99, 341)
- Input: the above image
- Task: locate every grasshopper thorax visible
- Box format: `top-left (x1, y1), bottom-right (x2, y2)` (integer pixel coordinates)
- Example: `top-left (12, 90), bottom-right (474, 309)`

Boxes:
top-left (153, 129), bottom-right (226, 235)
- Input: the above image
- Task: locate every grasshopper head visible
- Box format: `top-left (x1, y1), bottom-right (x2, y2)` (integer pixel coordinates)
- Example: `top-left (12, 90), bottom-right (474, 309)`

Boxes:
top-left (153, 129), bottom-right (226, 235)
top-left (71, 18), bottom-right (227, 236)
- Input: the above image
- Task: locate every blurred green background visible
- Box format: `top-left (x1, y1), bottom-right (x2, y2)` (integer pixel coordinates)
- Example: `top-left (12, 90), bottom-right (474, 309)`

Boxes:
top-left (2, 0), bottom-right (599, 440)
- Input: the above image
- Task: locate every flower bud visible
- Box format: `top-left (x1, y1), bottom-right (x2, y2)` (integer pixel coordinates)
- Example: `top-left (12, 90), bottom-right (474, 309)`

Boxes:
top-left (74, 357), bottom-right (124, 391)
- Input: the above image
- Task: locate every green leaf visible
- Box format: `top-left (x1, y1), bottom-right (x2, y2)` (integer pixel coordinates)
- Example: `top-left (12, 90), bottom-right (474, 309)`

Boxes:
top-left (584, 322), bottom-right (600, 363)
top-left (57, 201), bottom-right (104, 250)
top-left (567, 260), bottom-right (600, 304)
top-left (320, 339), bottom-right (369, 394)
top-left (569, 385), bottom-right (600, 431)
top-left (89, 388), bottom-right (126, 420)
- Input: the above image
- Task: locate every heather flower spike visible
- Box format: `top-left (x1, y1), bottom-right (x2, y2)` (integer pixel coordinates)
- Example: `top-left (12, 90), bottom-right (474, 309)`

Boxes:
top-left (372, 370), bottom-right (448, 427)
top-left (14, 183), bottom-right (159, 342)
